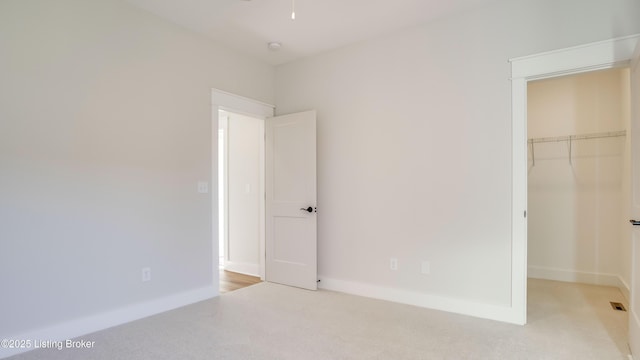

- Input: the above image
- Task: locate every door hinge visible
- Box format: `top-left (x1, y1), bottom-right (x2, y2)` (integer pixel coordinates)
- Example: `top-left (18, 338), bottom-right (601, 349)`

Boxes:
top-left (524, 210), bottom-right (527, 218)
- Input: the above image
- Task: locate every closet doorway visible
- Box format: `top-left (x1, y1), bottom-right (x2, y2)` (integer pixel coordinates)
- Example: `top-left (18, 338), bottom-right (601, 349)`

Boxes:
top-left (527, 68), bottom-right (631, 295)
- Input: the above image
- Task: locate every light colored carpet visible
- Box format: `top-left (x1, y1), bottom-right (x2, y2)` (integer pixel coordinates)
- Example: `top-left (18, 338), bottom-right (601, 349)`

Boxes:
top-left (7, 279), bottom-right (629, 359)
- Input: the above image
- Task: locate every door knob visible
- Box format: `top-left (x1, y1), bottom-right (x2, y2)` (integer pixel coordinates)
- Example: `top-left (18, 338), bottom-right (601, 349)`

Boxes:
top-left (631, 220), bottom-right (640, 226)
top-left (300, 206), bottom-right (313, 213)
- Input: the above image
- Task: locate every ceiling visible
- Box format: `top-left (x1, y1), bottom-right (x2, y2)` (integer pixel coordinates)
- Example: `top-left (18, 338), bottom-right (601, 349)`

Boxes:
top-left (124, 0), bottom-right (498, 65)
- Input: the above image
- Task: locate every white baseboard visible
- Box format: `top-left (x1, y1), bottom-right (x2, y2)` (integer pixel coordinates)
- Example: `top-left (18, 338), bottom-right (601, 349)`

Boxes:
top-left (224, 261), bottom-right (260, 277)
top-left (528, 266), bottom-right (630, 301)
top-left (620, 278), bottom-right (631, 303)
top-left (0, 286), bottom-right (217, 359)
top-left (318, 277), bottom-right (522, 324)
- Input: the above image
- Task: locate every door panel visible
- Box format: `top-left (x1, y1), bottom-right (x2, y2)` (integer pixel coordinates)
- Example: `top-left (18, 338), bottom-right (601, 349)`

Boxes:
top-left (266, 110), bottom-right (317, 290)
top-left (629, 40), bottom-right (640, 356)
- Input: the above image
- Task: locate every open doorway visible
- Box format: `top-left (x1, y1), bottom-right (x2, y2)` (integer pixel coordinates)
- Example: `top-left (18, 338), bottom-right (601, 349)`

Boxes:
top-left (525, 68), bottom-right (631, 352)
top-left (509, 35), bottom-right (640, 327)
top-left (218, 109), bottom-right (264, 292)
top-left (526, 68), bottom-right (631, 295)
top-left (211, 89), bottom-right (318, 294)
top-left (211, 90), bottom-right (274, 293)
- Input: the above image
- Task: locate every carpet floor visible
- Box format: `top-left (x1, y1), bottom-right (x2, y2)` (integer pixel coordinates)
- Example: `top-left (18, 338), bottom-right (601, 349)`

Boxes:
top-left (6, 279), bottom-right (629, 359)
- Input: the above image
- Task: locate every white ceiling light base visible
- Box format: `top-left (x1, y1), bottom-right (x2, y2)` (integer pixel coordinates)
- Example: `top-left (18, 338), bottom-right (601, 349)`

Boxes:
top-left (268, 42), bottom-right (282, 51)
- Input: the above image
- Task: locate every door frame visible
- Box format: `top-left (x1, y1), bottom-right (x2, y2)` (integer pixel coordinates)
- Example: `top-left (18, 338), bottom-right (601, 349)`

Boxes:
top-left (211, 89), bottom-right (274, 289)
top-left (509, 34), bottom-right (640, 325)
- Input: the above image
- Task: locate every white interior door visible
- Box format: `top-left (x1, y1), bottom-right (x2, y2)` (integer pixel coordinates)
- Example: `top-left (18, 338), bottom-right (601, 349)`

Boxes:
top-left (266, 110), bottom-right (317, 290)
top-left (629, 40), bottom-right (640, 356)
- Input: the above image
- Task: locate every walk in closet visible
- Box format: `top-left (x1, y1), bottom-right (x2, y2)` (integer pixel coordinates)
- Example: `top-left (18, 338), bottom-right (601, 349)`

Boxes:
top-left (527, 67), bottom-right (632, 298)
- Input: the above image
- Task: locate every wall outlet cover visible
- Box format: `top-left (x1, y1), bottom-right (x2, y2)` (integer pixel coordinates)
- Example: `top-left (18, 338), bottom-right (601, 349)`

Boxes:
top-left (142, 267), bottom-right (151, 282)
top-left (197, 181), bottom-right (209, 193)
top-left (390, 258), bottom-right (398, 271)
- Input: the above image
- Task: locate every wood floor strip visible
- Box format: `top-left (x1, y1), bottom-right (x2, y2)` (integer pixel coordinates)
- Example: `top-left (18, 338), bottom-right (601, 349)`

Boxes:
top-left (220, 270), bottom-right (261, 294)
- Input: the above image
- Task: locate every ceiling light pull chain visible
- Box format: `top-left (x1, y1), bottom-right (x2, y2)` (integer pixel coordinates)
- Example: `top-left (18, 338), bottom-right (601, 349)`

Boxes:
top-left (291, 0), bottom-right (296, 20)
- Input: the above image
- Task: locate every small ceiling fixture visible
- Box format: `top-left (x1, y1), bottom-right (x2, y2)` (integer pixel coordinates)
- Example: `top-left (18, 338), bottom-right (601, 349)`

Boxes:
top-left (291, 0), bottom-right (295, 20)
top-left (268, 42), bottom-right (282, 51)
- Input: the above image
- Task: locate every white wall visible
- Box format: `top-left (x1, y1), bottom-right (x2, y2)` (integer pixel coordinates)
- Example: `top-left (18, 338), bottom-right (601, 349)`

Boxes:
top-left (274, 0), bottom-right (640, 315)
top-left (0, 0), bottom-right (273, 346)
top-left (226, 113), bottom-right (262, 275)
top-left (527, 69), bottom-right (631, 294)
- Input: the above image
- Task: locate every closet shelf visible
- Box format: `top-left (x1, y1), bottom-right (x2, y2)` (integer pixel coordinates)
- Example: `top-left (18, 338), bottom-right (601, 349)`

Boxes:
top-left (528, 130), bottom-right (626, 167)
top-left (528, 130), bottom-right (626, 144)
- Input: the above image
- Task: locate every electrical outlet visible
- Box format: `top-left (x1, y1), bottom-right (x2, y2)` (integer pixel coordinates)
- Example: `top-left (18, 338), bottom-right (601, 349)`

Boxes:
top-left (421, 261), bottom-right (430, 275)
top-left (390, 258), bottom-right (398, 271)
top-left (142, 267), bottom-right (151, 282)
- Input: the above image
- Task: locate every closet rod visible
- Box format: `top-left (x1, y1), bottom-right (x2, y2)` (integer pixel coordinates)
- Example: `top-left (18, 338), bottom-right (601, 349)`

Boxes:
top-left (528, 130), bottom-right (626, 168)
top-left (528, 130), bottom-right (626, 144)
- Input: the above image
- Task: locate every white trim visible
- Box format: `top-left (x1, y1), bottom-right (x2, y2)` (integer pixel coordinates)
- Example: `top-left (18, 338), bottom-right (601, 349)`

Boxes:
top-left (510, 34), bottom-right (640, 80)
top-left (511, 76), bottom-right (528, 325)
top-left (211, 89), bottom-right (274, 283)
top-left (319, 277), bottom-right (522, 324)
top-left (218, 113), bottom-right (229, 269)
top-left (528, 266), bottom-right (630, 300)
top-left (212, 106), bottom-right (221, 292)
top-left (259, 119), bottom-right (266, 281)
top-left (224, 261), bottom-right (260, 277)
top-left (0, 286), bottom-right (215, 359)
top-left (510, 33), bottom-right (640, 326)
top-left (212, 89), bottom-right (274, 119)
top-left (622, 279), bottom-right (631, 304)
top-left (629, 39), bottom-right (640, 360)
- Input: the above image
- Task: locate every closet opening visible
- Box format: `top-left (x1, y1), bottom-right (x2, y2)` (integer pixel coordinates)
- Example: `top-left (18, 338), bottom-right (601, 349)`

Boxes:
top-left (526, 67), bottom-right (631, 334)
